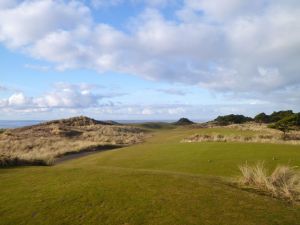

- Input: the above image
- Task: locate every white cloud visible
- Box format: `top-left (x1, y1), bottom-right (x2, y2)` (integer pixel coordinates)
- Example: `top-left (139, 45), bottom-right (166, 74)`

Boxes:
top-left (0, 83), bottom-right (125, 112)
top-left (0, 0), bottom-right (299, 106)
top-left (0, 0), bottom-right (91, 48)
top-left (8, 93), bottom-right (28, 106)
top-left (141, 108), bottom-right (154, 115)
top-left (1, 92), bottom-right (300, 120)
top-left (34, 86), bottom-right (98, 109)
top-left (94, 103), bottom-right (189, 118)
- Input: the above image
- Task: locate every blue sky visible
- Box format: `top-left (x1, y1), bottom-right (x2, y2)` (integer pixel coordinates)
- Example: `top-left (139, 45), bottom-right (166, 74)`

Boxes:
top-left (0, 0), bottom-right (300, 120)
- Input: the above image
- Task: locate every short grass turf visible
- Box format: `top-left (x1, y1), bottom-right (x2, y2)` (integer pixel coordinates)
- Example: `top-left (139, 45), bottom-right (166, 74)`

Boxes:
top-left (1, 127), bottom-right (300, 225)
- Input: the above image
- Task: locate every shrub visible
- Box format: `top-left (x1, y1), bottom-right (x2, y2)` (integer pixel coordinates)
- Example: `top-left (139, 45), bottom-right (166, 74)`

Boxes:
top-left (214, 114), bottom-right (253, 125)
top-left (253, 110), bottom-right (298, 125)
top-left (254, 113), bottom-right (270, 124)
top-left (238, 162), bottom-right (300, 202)
top-left (269, 113), bottom-right (300, 138)
top-left (181, 132), bottom-right (300, 145)
top-left (269, 110), bottom-right (294, 123)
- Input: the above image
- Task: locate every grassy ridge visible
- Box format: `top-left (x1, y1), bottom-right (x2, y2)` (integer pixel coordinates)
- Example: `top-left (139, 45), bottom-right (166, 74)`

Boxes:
top-left (0, 127), bottom-right (300, 225)
top-left (0, 120), bottom-right (145, 166)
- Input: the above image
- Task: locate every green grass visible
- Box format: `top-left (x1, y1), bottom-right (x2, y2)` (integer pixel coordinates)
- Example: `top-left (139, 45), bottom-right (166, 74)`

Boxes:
top-left (130, 122), bottom-right (177, 130)
top-left (0, 127), bottom-right (300, 225)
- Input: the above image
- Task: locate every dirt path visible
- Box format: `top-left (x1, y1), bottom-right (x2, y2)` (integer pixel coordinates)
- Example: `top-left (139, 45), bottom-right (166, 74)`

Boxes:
top-left (54, 145), bottom-right (123, 165)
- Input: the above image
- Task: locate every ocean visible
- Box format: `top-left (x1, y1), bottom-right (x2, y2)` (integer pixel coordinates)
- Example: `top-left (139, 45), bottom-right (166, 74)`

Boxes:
top-left (0, 120), bottom-right (44, 129)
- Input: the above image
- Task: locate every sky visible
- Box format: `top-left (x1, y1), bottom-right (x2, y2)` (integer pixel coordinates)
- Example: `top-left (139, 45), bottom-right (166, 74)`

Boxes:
top-left (0, 0), bottom-right (300, 121)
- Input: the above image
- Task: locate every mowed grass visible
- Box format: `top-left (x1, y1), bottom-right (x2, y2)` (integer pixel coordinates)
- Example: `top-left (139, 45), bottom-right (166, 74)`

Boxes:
top-left (1, 126), bottom-right (300, 225)
top-left (84, 127), bottom-right (300, 176)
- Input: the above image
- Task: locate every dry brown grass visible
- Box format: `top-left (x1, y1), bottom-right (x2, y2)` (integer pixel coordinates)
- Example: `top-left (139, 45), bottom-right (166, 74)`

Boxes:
top-left (0, 117), bottom-right (146, 167)
top-left (181, 132), bottom-right (300, 145)
top-left (226, 123), bottom-right (275, 132)
top-left (238, 162), bottom-right (300, 202)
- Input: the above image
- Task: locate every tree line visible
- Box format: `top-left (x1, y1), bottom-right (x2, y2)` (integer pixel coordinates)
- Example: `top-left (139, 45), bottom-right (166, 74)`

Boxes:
top-left (213, 110), bottom-right (300, 135)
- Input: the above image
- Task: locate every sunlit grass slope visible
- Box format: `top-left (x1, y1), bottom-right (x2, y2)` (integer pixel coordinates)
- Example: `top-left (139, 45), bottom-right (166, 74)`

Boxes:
top-left (83, 127), bottom-right (300, 176)
top-left (1, 126), bottom-right (300, 225)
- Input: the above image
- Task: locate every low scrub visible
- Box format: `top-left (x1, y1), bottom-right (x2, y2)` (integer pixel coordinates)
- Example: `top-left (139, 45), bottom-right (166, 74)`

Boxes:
top-left (237, 162), bottom-right (300, 202)
top-left (181, 132), bottom-right (300, 145)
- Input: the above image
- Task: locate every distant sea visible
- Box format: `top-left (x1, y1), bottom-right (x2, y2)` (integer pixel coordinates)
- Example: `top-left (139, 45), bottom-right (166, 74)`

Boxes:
top-left (0, 120), bottom-right (45, 129)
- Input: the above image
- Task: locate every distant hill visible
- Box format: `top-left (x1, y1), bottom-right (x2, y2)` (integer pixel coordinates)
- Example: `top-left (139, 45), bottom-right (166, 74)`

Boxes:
top-left (174, 118), bottom-right (195, 126)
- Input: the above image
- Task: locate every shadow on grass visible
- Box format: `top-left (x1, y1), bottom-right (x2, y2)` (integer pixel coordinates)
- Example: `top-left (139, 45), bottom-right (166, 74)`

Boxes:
top-left (54, 144), bottom-right (124, 165)
top-left (224, 180), bottom-right (299, 206)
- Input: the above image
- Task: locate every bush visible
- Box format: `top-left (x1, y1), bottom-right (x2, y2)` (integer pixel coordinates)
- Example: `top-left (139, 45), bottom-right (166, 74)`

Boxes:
top-left (269, 110), bottom-right (294, 123)
top-left (238, 162), bottom-right (300, 202)
top-left (214, 114), bottom-right (253, 125)
top-left (254, 113), bottom-right (270, 124)
top-left (279, 113), bottom-right (300, 127)
top-left (269, 113), bottom-right (300, 137)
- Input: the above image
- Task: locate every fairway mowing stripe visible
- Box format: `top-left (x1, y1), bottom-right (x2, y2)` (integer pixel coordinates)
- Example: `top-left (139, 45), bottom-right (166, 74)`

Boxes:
top-left (96, 166), bottom-right (225, 181)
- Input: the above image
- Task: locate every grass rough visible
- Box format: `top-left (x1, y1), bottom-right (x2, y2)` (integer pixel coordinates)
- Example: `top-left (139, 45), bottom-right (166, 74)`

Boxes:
top-left (0, 117), bottom-right (146, 167)
top-left (238, 162), bottom-right (300, 202)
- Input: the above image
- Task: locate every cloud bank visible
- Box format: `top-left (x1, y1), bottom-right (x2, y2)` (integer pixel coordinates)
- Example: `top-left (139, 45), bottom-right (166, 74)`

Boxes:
top-left (0, 83), bottom-right (121, 112)
top-left (0, 0), bottom-right (299, 118)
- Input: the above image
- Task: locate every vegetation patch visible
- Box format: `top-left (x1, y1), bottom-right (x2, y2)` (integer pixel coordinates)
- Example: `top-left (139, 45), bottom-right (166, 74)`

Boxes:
top-left (237, 162), bottom-right (300, 202)
top-left (211, 110), bottom-right (300, 128)
top-left (269, 113), bottom-right (300, 132)
top-left (181, 132), bottom-right (300, 145)
top-left (213, 114), bottom-right (253, 125)
top-left (137, 122), bottom-right (176, 130)
top-left (0, 116), bottom-right (146, 167)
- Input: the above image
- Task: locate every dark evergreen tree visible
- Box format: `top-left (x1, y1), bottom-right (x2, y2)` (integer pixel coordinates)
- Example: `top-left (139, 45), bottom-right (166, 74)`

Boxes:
top-left (254, 113), bottom-right (270, 124)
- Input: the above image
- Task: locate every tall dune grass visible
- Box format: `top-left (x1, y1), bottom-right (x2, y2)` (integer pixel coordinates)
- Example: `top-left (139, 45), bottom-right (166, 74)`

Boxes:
top-left (182, 132), bottom-right (300, 145)
top-left (0, 124), bottom-right (145, 167)
top-left (238, 162), bottom-right (300, 202)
